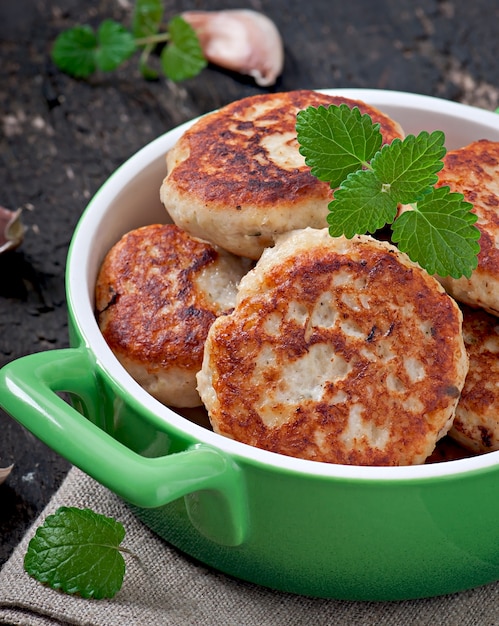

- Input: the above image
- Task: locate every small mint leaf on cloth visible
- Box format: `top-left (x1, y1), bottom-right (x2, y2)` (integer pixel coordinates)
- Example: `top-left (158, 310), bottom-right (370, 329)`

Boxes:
top-left (24, 506), bottom-right (127, 599)
top-left (391, 186), bottom-right (481, 278)
top-left (160, 15), bottom-right (207, 81)
top-left (51, 26), bottom-right (99, 77)
top-left (328, 169), bottom-right (398, 237)
top-left (94, 20), bottom-right (136, 72)
top-left (296, 104), bottom-right (382, 188)
top-left (370, 131), bottom-right (447, 204)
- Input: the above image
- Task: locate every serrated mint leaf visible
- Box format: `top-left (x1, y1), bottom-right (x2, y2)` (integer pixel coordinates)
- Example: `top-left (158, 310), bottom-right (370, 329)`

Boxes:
top-left (328, 169), bottom-right (399, 237)
top-left (51, 26), bottom-right (98, 77)
top-left (24, 507), bottom-right (127, 599)
top-left (391, 186), bottom-right (481, 278)
top-left (160, 15), bottom-right (207, 81)
top-left (296, 104), bottom-right (383, 188)
top-left (95, 20), bottom-right (136, 72)
top-left (132, 0), bottom-right (163, 38)
top-left (52, 21), bottom-right (135, 77)
top-left (371, 130), bottom-right (446, 204)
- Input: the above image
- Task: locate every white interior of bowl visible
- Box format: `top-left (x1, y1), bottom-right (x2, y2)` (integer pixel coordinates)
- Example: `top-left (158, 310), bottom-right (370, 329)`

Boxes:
top-left (67, 89), bottom-right (499, 480)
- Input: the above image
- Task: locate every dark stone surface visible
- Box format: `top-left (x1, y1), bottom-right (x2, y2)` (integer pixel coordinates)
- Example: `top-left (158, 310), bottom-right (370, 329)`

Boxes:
top-left (1, 0), bottom-right (498, 568)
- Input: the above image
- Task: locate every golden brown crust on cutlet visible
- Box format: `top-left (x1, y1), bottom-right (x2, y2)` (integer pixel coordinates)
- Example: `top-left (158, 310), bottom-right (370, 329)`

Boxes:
top-left (166, 90), bottom-right (402, 208)
top-left (95, 223), bottom-right (249, 407)
top-left (160, 90), bottom-right (405, 259)
top-left (436, 140), bottom-right (499, 315)
top-left (197, 229), bottom-right (468, 466)
top-left (450, 305), bottom-right (499, 453)
top-left (96, 224), bottom-right (220, 369)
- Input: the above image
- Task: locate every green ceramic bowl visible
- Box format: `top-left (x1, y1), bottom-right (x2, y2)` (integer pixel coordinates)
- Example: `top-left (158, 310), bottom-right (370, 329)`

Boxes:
top-left (1, 90), bottom-right (499, 601)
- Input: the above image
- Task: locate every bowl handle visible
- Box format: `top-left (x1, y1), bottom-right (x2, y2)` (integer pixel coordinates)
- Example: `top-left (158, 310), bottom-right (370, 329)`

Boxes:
top-left (0, 347), bottom-right (247, 546)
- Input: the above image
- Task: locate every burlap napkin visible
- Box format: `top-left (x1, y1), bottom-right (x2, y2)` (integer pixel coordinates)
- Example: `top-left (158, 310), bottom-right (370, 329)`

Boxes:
top-left (0, 467), bottom-right (497, 626)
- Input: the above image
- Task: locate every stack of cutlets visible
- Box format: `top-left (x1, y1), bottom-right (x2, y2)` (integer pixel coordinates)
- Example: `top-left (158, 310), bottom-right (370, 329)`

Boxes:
top-left (95, 90), bottom-right (499, 465)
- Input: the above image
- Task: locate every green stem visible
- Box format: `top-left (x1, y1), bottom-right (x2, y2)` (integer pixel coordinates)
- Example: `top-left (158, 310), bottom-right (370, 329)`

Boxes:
top-left (118, 545), bottom-right (138, 557)
top-left (134, 32), bottom-right (171, 47)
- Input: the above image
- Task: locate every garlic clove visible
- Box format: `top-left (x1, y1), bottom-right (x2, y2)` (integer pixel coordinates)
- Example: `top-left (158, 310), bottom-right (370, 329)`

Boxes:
top-left (182, 9), bottom-right (284, 87)
top-left (0, 207), bottom-right (25, 254)
top-left (0, 464), bottom-right (14, 486)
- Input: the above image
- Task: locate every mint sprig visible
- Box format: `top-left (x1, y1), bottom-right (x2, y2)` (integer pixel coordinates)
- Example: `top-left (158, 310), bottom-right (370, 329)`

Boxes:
top-left (51, 0), bottom-right (206, 82)
top-left (296, 104), bottom-right (481, 278)
top-left (24, 507), bottom-right (131, 599)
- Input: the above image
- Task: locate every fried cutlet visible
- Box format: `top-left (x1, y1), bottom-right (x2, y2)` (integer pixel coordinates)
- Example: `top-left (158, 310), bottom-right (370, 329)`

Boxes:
top-left (435, 140), bottom-right (499, 315)
top-left (197, 228), bottom-right (468, 466)
top-left (160, 90), bottom-right (404, 260)
top-left (450, 304), bottom-right (499, 453)
top-left (95, 223), bottom-right (251, 408)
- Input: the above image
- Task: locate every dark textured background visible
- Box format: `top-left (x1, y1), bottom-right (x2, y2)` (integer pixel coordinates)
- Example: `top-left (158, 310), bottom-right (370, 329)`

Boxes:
top-left (1, 0), bottom-right (498, 567)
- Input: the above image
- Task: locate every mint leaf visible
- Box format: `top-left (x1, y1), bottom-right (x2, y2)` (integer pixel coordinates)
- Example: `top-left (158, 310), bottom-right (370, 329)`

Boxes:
top-left (391, 186), bottom-right (480, 278)
top-left (51, 21), bottom-right (135, 77)
top-left (161, 16), bottom-right (207, 81)
top-left (94, 20), bottom-right (136, 72)
top-left (296, 104), bottom-right (382, 189)
top-left (132, 0), bottom-right (163, 38)
top-left (51, 26), bottom-right (98, 77)
top-left (24, 507), bottom-right (127, 599)
top-left (328, 169), bottom-right (398, 237)
top-left (370, 131), bottom-right (446, 204)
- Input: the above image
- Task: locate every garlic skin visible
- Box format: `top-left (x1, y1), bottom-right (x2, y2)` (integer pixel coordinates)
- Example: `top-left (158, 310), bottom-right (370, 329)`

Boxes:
top-left (0, 464), bottom-right (14, 486)
top-left (182, 9), bottom-right (284, 87)
top-left (0, 207), bottom-right (24, 254)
